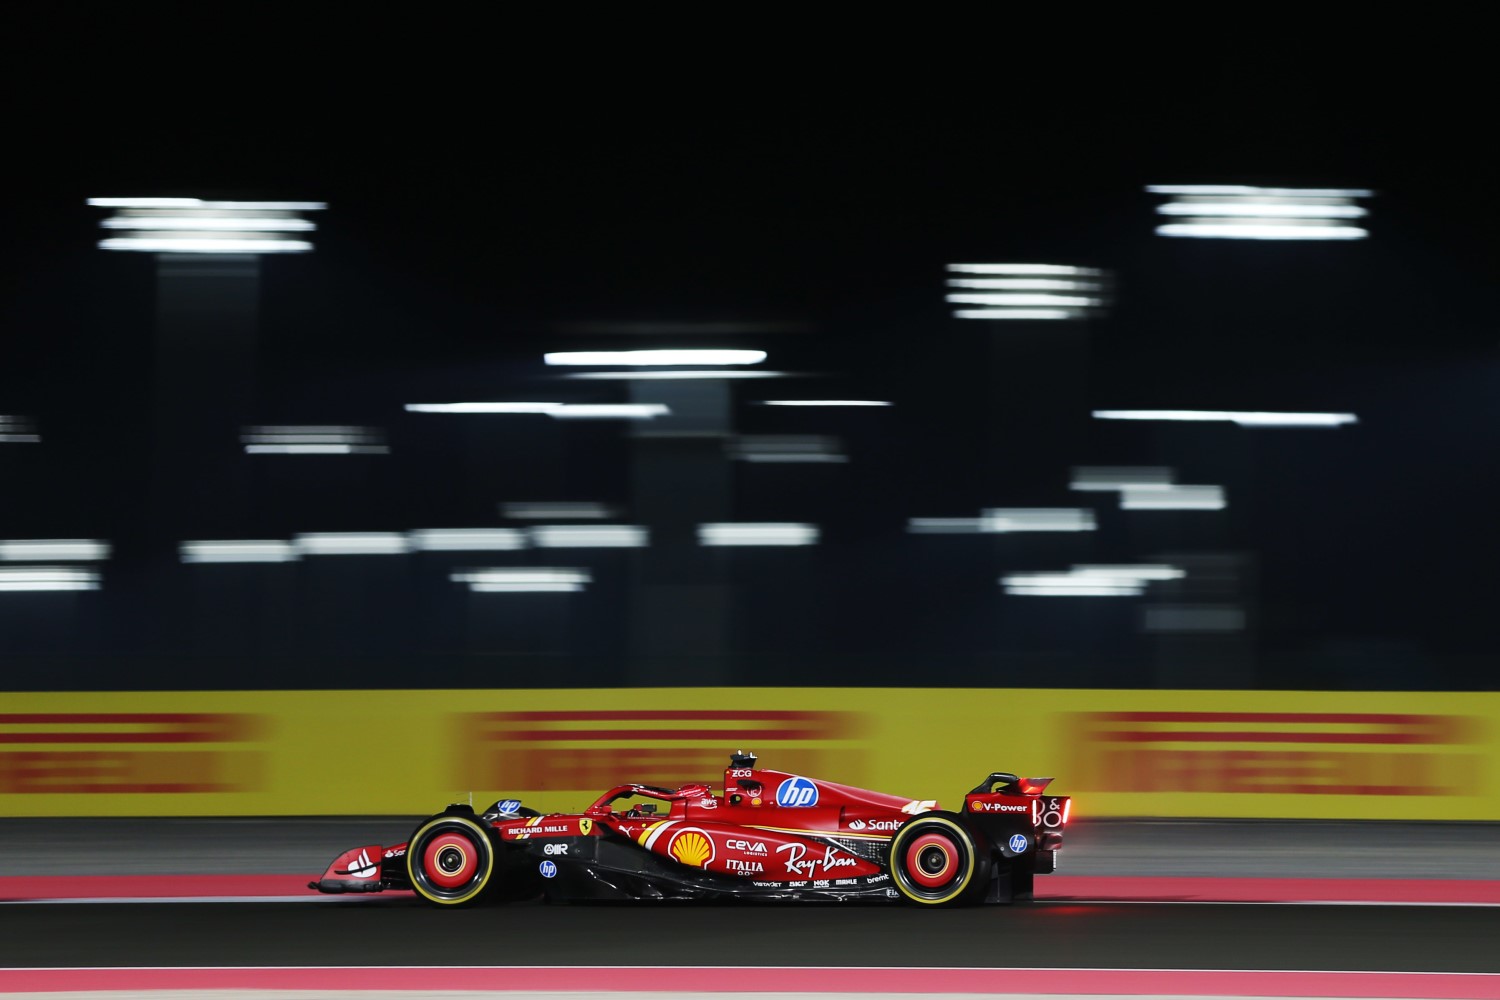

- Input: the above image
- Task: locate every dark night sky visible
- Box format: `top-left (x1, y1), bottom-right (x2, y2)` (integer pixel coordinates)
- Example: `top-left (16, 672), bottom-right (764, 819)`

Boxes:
top-left (1, 21), bottom-right (1496, 688)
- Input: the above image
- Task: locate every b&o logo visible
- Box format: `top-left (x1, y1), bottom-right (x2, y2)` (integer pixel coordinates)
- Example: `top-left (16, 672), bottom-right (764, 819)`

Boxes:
top-left (776, 776), bottom-right (819, 807)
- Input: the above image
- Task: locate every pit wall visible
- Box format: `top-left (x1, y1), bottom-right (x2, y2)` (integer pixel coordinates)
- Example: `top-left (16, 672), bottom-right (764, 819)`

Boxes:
top-left (1, 688), bottom-right (1493, 819)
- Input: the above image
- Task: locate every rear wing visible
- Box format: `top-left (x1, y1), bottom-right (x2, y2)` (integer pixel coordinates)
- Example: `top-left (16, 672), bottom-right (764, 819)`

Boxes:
top-left (969, 772), bottom-right (1054, 796)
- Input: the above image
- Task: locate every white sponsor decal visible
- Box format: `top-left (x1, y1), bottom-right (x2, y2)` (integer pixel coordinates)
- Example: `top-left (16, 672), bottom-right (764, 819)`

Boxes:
top-left (543, 843), bottom-right (569, 855)
top-left (901, 799), bottom-right (937, 815)
top-left (699, 798), bottom-right (718, 809)
top-left (725, 859), bottom-right (764, 873)
top-left (834, 878), bottom-right (859, 886)
top-left (975, 801), bottom-right (1029, 813)
top-left (509, 823), bottom-right (581, 837)
top-left (813, 879), bottom-right (830, 887)
top-left (729, 768), bottom-right (754, 778)
top-left (776, 776), bottom-right (819, 807)
top-left (846, 817), bottom-right (902, 832)
top-left (346, 849), bottom-right (378, 878)
top-left (776, 842), bottom-right (860, 878)
top-left (726, 839), bottom-right (767, 854)
top-left (867, 873), bottom-right (890, 884)
top-left (382, 847), bottom-right (406, 859)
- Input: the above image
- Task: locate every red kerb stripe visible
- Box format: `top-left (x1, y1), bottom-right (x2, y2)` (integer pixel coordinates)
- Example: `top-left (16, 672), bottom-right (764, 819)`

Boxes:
top-left (1, 966), bottom-right (1498, 997)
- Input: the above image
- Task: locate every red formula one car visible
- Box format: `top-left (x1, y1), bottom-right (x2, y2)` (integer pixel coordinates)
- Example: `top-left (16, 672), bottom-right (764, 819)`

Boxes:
top-left (312, 751), bottom-right (1071, 907)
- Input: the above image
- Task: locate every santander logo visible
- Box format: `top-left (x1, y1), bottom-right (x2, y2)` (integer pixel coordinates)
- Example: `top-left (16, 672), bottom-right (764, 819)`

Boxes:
top-left (846, 818), bottom-right (902, 832)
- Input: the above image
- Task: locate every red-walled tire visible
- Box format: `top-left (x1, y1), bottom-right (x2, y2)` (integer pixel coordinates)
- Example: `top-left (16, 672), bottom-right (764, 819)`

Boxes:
top-left (406, 814), bottom-right (497, 906)
top-left (887, 813), bottom-right (986, 906)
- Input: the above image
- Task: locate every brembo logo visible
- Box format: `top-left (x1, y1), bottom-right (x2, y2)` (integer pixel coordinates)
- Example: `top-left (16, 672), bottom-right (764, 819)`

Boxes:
top-left (1070, 711), bottom-right (1483, 796)
top-left (460, 710), bottom-right (864, 790)
top-left (0, 713), bottom-right (267, 794)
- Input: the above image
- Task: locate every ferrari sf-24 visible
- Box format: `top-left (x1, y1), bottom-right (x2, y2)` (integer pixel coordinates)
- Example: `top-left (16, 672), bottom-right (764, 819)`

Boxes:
top-left (311, 752), bottom-right (1071, 907)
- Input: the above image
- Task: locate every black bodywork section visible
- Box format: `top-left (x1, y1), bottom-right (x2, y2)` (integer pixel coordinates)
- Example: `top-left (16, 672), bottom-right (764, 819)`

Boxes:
top-left (500, 823), bottom-right (901, 903)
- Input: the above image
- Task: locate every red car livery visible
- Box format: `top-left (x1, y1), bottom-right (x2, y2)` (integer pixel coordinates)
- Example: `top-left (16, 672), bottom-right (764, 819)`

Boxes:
top-left (312, 751), bottom-right (1071, 907)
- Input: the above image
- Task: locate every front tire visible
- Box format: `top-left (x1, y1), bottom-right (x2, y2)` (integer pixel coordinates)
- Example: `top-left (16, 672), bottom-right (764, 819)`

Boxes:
top-left (406, 814), bottom-right (497, 906)
top-left (887, 813), bottom-right (987, 907)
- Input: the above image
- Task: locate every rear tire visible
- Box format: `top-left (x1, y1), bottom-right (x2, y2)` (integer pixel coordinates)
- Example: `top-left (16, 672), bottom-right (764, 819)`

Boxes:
top-left (887, 813), bottom-right (987, 906)
top-left (406, 814), bottom-right (497, 906)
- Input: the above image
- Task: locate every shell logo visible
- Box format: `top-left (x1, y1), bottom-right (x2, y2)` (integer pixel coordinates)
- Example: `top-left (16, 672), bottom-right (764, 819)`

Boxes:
top-left (669, 829), bottom-right (715, 868)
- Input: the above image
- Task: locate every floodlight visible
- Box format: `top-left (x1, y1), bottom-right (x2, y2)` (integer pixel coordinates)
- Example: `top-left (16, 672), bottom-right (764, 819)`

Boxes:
top-left (450, 568), bottom-right (591, 593)
top-left (294, 533), bottom-right (411, 555)
top-left (0, 567), bottom-right (100, 591)
top-left (0, 415), bottom-right (40, 443)
top-left (757, 400), bottom-right (892, 407)
top-left (88, 197), bottom-right (327, 254)
top-left (1093, 410), bottom-right (1357, 428)
top-left (180, 541), bottom-right (300, 564)
top-left (1146, 185), bottom-right (1373, 240)
top-left (945, 264), bottom-right (1108, 320)
top-left (0, 540), bottom-right (111, 562)
top-left (698, 523), bottom-right (819, 546)
top-left (242, 425), bottom-right (388, 454)
top-left (544, 350), bottom-right (766, 366)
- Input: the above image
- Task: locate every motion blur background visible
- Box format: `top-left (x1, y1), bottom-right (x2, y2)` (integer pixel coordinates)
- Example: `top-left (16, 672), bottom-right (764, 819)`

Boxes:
top-left (1, 30), bottom-right (1494, 697)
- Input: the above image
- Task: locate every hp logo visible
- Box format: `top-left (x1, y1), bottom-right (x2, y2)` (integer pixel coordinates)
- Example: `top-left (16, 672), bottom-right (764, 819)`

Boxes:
top-left (775, 776), bottom-right (819, 808)
top-left (1008, 833), bottom-right (1029, 853)
top-left (538, 860), bottom-right (558, 878)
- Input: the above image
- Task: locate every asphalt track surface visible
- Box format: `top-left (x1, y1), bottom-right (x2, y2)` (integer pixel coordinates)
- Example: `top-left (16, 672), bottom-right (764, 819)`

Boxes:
top-left (3, 819), bottom-right (1499, 993)
top-left (2, 895), bottom-right (1499, 972)
top-left (6, 817), bottom-right (1500, 878)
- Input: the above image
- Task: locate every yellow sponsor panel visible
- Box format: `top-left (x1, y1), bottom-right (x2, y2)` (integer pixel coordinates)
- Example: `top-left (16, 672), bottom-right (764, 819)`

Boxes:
top-left (0, 689), bottom-right (1494, 819)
